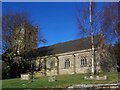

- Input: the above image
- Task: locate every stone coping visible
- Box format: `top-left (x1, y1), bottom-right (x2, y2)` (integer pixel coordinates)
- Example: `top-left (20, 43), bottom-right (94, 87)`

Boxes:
top-left (68, 83), bottom-right (120, 89)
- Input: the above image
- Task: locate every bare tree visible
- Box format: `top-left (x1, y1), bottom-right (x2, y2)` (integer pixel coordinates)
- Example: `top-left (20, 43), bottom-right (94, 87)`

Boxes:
top-left (2, 12), bottom-right (28, 51)
top-left (2, 11), bottom-right (46, 78)
top-left (100, 3), bottom-right (119, 44)
top-left (2, 11), bottom-right (45, 55)
top-left (77, 2), bottom-right (119, 45)
top-left (0, 16), bottom-right (2, 54)
top-left (76, 2), bottom-right (118, 73)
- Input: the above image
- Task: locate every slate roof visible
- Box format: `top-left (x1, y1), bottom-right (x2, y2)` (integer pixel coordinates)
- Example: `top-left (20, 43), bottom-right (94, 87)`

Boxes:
top-left (24, 35), bottom-right (103, 58)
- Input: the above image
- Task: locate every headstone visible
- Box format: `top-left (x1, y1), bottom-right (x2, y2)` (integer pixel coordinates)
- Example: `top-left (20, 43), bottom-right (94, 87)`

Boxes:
top-left (48, 76), bottom-right (56, 82)
top-left (90, 75), bottom-right (93, 79)
top-left (104, 75), bottom-right (107, 80)
top-left (21, 74), bottom-right (31, 80)
top-left (84, 75), bottom-right (107, 80)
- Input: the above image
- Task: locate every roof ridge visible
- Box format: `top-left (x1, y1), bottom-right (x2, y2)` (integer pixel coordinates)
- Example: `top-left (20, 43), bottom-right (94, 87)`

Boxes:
top-left (39, 35), bottom-right (93, 48)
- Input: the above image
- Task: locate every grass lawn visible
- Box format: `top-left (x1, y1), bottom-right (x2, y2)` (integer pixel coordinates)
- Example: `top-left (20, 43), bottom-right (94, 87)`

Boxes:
top-left (2, 72), bottom-right (119, 88)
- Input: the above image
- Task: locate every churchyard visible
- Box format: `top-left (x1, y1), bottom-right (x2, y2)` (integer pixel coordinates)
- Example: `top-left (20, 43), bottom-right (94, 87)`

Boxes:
top-left (2, 1), bottom-right (120, 90)
top-left (2, 72), bottom-right (119, 88)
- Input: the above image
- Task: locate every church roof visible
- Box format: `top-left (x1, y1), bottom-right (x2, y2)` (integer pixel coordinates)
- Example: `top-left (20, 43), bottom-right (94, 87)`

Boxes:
top-left (25, 35), bottom-right (103, 58)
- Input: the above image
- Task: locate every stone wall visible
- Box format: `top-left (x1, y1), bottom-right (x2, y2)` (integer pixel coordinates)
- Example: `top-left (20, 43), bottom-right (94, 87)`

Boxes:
top-left (74, 52), bottom-right (91, 74)
top-left (35, 49), bottom-right (94, 76)
top-left (58, 55), bottom-right (74, 75)
top-left (34, 48), bottom-right (116, 76)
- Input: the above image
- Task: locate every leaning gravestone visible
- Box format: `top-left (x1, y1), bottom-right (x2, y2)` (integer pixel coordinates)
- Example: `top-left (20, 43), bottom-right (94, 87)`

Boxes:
top-left (21, 74), bottom-right (32, 80)
top-left (48, 76), bottom-right (56, 82)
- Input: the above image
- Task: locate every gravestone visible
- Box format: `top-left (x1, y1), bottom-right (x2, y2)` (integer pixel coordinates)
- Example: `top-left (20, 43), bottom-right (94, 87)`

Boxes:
top-left (84, 75), bottom-right (107, 80)
top-left (48, 76), bottom-right (56, 82)
top-left (21, 74), bottom-right (32, 80)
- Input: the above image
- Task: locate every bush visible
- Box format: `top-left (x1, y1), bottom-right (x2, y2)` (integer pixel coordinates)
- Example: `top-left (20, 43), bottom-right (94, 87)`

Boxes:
top-left (2, 61), bottom-right (11, 79)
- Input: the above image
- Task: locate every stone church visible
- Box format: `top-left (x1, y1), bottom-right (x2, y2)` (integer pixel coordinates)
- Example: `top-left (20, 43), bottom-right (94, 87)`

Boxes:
top-left (25, 35), bottom-right (116, 76)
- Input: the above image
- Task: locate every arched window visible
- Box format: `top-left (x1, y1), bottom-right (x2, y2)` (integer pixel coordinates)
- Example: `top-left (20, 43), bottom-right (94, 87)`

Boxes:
top-left (50, 61), bottom-right (55, 69)
top-left (80, 56), bottom-right (87, 67)
top-left (81, 59), bottom-right (83, 66)
top-left (64, 59), bottom-right (70, 69)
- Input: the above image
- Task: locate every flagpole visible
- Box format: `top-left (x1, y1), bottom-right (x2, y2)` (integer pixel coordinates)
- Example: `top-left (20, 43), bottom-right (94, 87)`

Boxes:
top-left (90, 0), bottom-right (94, 75)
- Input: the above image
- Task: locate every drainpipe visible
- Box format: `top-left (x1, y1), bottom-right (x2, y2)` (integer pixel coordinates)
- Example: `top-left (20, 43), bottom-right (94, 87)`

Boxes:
top-left (73, 54), bottom-right (76, 74)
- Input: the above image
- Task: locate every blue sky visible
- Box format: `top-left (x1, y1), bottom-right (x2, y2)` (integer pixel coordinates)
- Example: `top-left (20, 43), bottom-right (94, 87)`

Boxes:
top-left (2, 2), bottom-right (105, 48)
